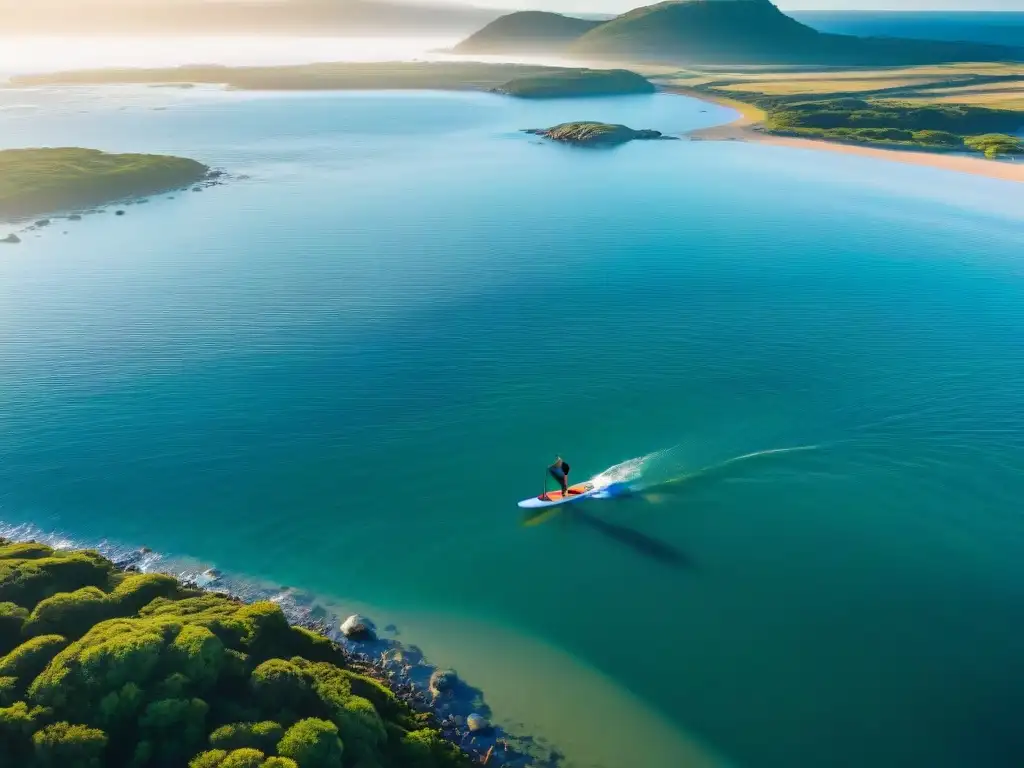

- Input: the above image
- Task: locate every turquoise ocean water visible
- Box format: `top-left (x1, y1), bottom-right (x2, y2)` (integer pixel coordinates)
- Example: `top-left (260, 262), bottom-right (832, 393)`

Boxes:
top-left (2, 85), bottom-right (1024, 768)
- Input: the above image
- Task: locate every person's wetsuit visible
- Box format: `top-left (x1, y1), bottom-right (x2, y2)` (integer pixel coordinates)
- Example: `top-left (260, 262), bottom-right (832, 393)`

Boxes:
top-left (548, 460), bottom-right (571, 495)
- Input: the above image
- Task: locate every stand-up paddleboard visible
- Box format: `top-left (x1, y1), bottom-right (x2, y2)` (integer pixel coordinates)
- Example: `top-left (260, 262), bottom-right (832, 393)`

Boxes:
top-left (518, 482), bottom-right (598, 510)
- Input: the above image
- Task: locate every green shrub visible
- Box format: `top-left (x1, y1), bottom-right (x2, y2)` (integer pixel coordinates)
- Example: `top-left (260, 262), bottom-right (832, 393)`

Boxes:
top-left (32, 721), bottom-right (108, 768)
top-left (251, 659), bottom-right (309, 712)
top-left (97, 682), bottom-right (144, 730)
top-left (965, 133), bottom-right (1024, 158)
top-left (138, 697), bottom-right (209, 760)
top-left (140, 596), bottom-right (248, 648)
top-left (0, 700), bottom-right (35, 744)
top-left (396, 728), bottom-right (472, 768)
top-left (220, 748), bottom-right (267, 768)
top-left (190, 749), bottom-right (228, 768)
top-left (347, 673), bottom-right (401, 721)
top-left (170, 624), bottom-right (225, 688)
top-left (335, 696), bottom-right (386, 764)
top-left (0, 634), bottom-right (69, 687)
top-left (23, 586), bottom-right (111, 639)
top-left (0, 551), bottom-right (114, 608)
top-left (912, 129), bottom-right (963, 147)
top-left (0, 601), bottom-right (29, 655)
top-left (210, 720), bottom-right (285, 753)
top-left (287, 626), bottom-right (343, 665)
top-left (262, 759), bottom-right (299, 768)
top-left (237, 602), bottom-right (294, 661)
top-left (276, 718), bottom-right (344, 768)
top-left (0, 676), bottom-right (16, 706)
top-left (0, 542), bottom-right (56, 560)
top-left (0, 701), bottom-right (51, 763)
top-left (110, 573), bottom-right (181, 615)
top-left (30, 620), bottom-right (166, 711)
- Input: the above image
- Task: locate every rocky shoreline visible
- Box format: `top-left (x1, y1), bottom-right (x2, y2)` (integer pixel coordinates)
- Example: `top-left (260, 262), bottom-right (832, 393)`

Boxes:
top-left (1, 168), bottom-right (233, 244)
top-left (0, 523), bottom-right (561, 767)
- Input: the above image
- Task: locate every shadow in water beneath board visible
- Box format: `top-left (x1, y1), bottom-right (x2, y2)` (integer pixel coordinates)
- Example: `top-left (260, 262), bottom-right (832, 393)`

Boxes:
top-left (570, 509), bottom-right (695, 571)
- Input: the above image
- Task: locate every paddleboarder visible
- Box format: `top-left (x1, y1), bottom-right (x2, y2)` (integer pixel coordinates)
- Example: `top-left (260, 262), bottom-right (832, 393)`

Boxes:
top-left (548, 456), bottom-right (571, 496)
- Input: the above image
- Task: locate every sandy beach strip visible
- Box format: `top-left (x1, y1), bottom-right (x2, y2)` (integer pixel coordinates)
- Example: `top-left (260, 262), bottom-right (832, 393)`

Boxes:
top-left (667, 86), bottom-right (1024, 184)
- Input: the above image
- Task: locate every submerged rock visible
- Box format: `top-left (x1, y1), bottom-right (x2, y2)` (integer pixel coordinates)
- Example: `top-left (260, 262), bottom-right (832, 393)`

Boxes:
top-left (341, 614), bottom-right (377, 641)
top-left (34, 218), bottom-right (51, 227)
top-left (68, 214), bottom-right (83, 221)
top-left (429, 669), bottom-right (459, 695)
top-left (523, 121), bottom-right (678, 146)
top-left (1, 234), bottom-right (21, 244)
top-left (115, 210), bottom-right (125, 216)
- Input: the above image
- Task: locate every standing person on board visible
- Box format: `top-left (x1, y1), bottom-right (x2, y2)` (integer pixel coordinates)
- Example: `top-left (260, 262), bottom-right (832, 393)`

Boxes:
top-left (548, 456), bottom-right (571, 496)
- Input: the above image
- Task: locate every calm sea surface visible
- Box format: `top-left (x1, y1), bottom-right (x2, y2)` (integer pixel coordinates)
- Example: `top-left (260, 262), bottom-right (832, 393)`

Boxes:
top-left (2, 84), bottom-right (1024, 768)
top-left (794, 11), bottom-right (1024, 47)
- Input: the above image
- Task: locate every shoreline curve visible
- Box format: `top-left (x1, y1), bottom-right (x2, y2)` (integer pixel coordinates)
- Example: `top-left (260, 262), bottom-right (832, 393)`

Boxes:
top-left (669, 86), bottom-right (1024, 184)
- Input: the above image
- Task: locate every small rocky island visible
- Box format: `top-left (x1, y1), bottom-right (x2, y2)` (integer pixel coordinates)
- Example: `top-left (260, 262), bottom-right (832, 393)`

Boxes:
top-left (524, 121), bottom-right (678, 146)
top-left (0, 147), bottom-right (213, 222)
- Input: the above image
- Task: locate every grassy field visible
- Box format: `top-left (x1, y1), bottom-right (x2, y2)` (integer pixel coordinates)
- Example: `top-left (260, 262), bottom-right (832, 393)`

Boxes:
top-left (0, 148), bottom-right (209, 220)
top-left (650, 62), bottom-right (1024, 100)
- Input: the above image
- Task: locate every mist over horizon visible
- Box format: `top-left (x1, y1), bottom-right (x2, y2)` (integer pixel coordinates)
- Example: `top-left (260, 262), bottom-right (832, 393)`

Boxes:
top-left (3, 0), bottom-right (1024, 38)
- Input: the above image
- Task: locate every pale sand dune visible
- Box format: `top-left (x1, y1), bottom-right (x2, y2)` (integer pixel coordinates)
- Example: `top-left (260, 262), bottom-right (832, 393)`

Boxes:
top-left (754, 133), bottom-right (1024, 183)
top-left (671, 87), bottom-right (1024, 184)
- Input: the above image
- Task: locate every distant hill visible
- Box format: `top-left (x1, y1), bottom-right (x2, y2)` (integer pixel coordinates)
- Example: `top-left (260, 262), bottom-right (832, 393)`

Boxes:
top-left (452, 11), bottom-right (603, 53)
top-left (570, 0), bottom-right (821, 62)
top-left (453, 0), bottom-right (1022, 65)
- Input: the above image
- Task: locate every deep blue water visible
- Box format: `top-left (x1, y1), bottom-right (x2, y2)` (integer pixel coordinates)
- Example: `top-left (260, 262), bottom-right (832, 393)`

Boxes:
top-left (794, 11), bottom-right (1024, 47)
top-left (2, 86), bottom-right (1024, 768)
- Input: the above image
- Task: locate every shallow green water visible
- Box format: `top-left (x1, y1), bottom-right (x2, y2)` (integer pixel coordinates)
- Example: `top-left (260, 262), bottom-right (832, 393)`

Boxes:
top-left (2, 85), bottom-right (1024, 768)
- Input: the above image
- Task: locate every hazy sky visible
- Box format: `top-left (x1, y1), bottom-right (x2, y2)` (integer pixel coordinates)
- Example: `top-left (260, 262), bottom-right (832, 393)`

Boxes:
top-left (497, 0), bottom-right (1024, 11)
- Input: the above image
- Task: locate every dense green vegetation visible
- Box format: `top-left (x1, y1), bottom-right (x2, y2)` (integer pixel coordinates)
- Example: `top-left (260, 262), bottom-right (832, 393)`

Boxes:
top-left (452, 11), bottom-right (602, 54)
top-left (0, 149), bottom-right (209, 221)
top-left (496, 68), bottom-right (654, 98)
top-left (964, 133), bottom-right (1024, 157)
top-left (452, 0), bottom-right (1021, 65)
top-left (0, 539), bottom-right (469, 768)
top-left (738, 95), bottom-right (1024, 154)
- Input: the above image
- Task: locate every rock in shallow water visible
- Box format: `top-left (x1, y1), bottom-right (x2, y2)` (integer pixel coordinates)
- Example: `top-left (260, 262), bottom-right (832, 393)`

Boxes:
top-left (466, 713), bottom-right (491, 733)
top-left (429, 669), bottom-right (459, 695)
top-left (1, 234), bottom-right (21, 244)
top-left (523, 122), bottom-right (678, 147)
top-left (340, 614), bottom-right (377, 641)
